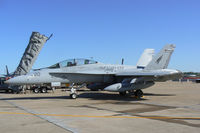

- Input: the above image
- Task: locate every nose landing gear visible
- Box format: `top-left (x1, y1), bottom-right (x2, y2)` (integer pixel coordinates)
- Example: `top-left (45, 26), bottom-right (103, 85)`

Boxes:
top-left (69, 83), bottom-right (86, 99)
top-left (70, 87), bottom-right (77, 99)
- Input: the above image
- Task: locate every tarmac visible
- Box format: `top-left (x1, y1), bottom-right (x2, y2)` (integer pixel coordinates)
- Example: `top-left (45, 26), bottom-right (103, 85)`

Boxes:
top-left (0, 81), bottom-right (200, 133)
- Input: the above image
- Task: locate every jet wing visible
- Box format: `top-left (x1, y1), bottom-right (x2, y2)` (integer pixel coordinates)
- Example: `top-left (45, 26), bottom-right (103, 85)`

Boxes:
top-left (49, 69), bottom-right (181, 82)
top-left (49, 72), bottom-right (111, 79)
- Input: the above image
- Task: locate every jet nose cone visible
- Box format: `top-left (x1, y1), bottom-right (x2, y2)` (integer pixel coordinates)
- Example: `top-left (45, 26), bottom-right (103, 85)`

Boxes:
top-left (5, 76), bottom-right (23, 85)
top-left (5, 78), bottom-right (16, 84)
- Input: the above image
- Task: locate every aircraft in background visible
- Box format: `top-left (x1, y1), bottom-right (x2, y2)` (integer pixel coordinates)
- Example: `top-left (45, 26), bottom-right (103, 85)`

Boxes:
top-left (6, 44), bottom-right (182, 99)
top-left (0, 66), bottom-right (11, 78)
top-left (0, 66), bottom-right (14, 93)
top-left (0, 32), bottom-right (51, 93)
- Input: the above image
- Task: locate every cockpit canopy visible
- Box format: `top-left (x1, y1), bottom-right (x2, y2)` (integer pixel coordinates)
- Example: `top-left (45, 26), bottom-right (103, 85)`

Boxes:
top-left (48, 58), bottom-right (98, 69)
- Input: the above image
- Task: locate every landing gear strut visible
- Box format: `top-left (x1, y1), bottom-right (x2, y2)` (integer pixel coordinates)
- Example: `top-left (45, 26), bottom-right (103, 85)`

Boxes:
top-left (69, 83), bottom-right (86, 99)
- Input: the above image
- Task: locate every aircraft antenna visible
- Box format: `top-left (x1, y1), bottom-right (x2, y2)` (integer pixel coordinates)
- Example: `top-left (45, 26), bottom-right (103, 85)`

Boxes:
top-left (47, 34), bottom-right (53, 41)
top-left (121, 58), bottom-right (124, 65)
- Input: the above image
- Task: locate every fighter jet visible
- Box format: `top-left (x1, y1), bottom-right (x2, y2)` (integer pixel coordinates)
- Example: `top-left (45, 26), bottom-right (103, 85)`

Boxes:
top-left (5, 48), bottom-right (154, 93)
top-left (6, 44), bottom-right (182, 99)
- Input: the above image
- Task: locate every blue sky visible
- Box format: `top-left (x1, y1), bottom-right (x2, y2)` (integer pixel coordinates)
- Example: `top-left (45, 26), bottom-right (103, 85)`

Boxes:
top-left (0, 0), bottom-right (200, 73)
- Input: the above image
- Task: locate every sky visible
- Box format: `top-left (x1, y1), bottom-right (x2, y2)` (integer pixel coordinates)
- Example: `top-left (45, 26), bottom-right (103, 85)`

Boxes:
top-left (0, 0), bottom-right (200, 74)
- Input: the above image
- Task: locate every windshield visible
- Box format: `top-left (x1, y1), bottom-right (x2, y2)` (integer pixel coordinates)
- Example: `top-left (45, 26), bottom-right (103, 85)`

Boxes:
top-left (48, 58), bottom-right (98, 69)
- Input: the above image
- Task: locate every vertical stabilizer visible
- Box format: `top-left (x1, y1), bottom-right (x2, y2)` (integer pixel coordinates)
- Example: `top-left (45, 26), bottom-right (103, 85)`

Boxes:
top-left (14, 32), bottom-right (49, 76)
top-left (145, 44), bottom-right (175, 70)
top-left (137, 49), bottom-right (155, 69)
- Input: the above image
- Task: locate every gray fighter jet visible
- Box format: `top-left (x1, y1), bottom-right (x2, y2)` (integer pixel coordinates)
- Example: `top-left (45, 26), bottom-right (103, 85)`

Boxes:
top-left (6, 44), bottom-right (182, 99)
top-left (5, 48), bottom-right (154, 92)
top-left (1, 32), bottom-right (51, 93)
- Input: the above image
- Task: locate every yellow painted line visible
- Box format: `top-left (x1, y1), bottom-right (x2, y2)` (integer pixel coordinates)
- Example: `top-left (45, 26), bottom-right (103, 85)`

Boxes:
top-left (0, 112), bottom-right (199, 120)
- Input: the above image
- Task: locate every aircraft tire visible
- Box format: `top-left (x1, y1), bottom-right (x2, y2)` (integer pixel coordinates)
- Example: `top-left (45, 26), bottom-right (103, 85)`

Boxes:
top-left (70, 93), bottom-right (77, 99)
top-left (33, 88), bottom-right (40, 93)
top-left (8, 89), bottom-right (14, 93)
top-left (135, 90), bottom-right (143, 98)
top-left (41, 87), bottom-right (47, 93)
top-left (119, 91), bottom-right (126, 96)
top-left (5, 90), bottom-right (9, 93)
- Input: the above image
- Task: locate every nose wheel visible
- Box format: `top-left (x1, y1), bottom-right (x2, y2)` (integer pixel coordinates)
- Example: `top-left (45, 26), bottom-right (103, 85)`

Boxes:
top-left (70, 87), bottom-right (77, 99)
top-left (70, 93), bottom-right (77, 99)
top-left (68, 83), bottom-right (86, 99)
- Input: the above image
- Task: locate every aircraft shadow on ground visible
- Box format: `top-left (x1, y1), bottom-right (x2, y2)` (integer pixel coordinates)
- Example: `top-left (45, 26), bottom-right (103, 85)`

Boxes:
top-left (0, 91), bottom-right (175, 101)
top-left (78, 93), bottom-right (147, 101)
top-left (0, 96), bottom-right (69, 101)
top-left (0, 94), bottom-right (145, 101)
top-left (144, 93), bottom-right (176, 96)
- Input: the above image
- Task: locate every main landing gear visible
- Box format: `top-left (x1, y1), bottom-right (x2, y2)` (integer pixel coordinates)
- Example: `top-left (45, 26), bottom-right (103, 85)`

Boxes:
top-left (33, 86), bottom-right (48, 93)
top-left (135, 89), bottom-right (144, 98)
top-left (119, 89), bottom-right (144, 99)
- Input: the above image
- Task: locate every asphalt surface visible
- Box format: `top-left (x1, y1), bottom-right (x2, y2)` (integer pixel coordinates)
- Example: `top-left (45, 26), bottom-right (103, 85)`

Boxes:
top-left (0, 82), bottom-right (200, 133)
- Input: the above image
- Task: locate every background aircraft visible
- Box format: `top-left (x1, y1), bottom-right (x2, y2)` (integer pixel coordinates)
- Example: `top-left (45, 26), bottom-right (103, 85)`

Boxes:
top-left (0, 32), bottom-right (50, 93)
top-left (6, 44), bottom-right (182, 99)
top-left (0, 66), bottom-right (13, 92)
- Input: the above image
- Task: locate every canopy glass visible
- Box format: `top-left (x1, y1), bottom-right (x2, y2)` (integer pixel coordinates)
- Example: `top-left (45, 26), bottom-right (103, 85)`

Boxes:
top-left (48, 58), bottom-right (98, 69)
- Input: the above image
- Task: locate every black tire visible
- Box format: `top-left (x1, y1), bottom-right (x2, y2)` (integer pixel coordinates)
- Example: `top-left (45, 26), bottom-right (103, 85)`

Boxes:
top-left (70, 93), bottom-right (77, 99)
top-left (135, 90), bottom-right (143, 98)
top-left (41, 87), bottom-right (47, 93)
top-left (9, 89), bottom-right (14, 93)
top-left (10, 90), bottom-right (14, 94)
top-left (33, 88), bottom-right (40, 93)
top-left (119, 91), bottom-right (127, 96)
